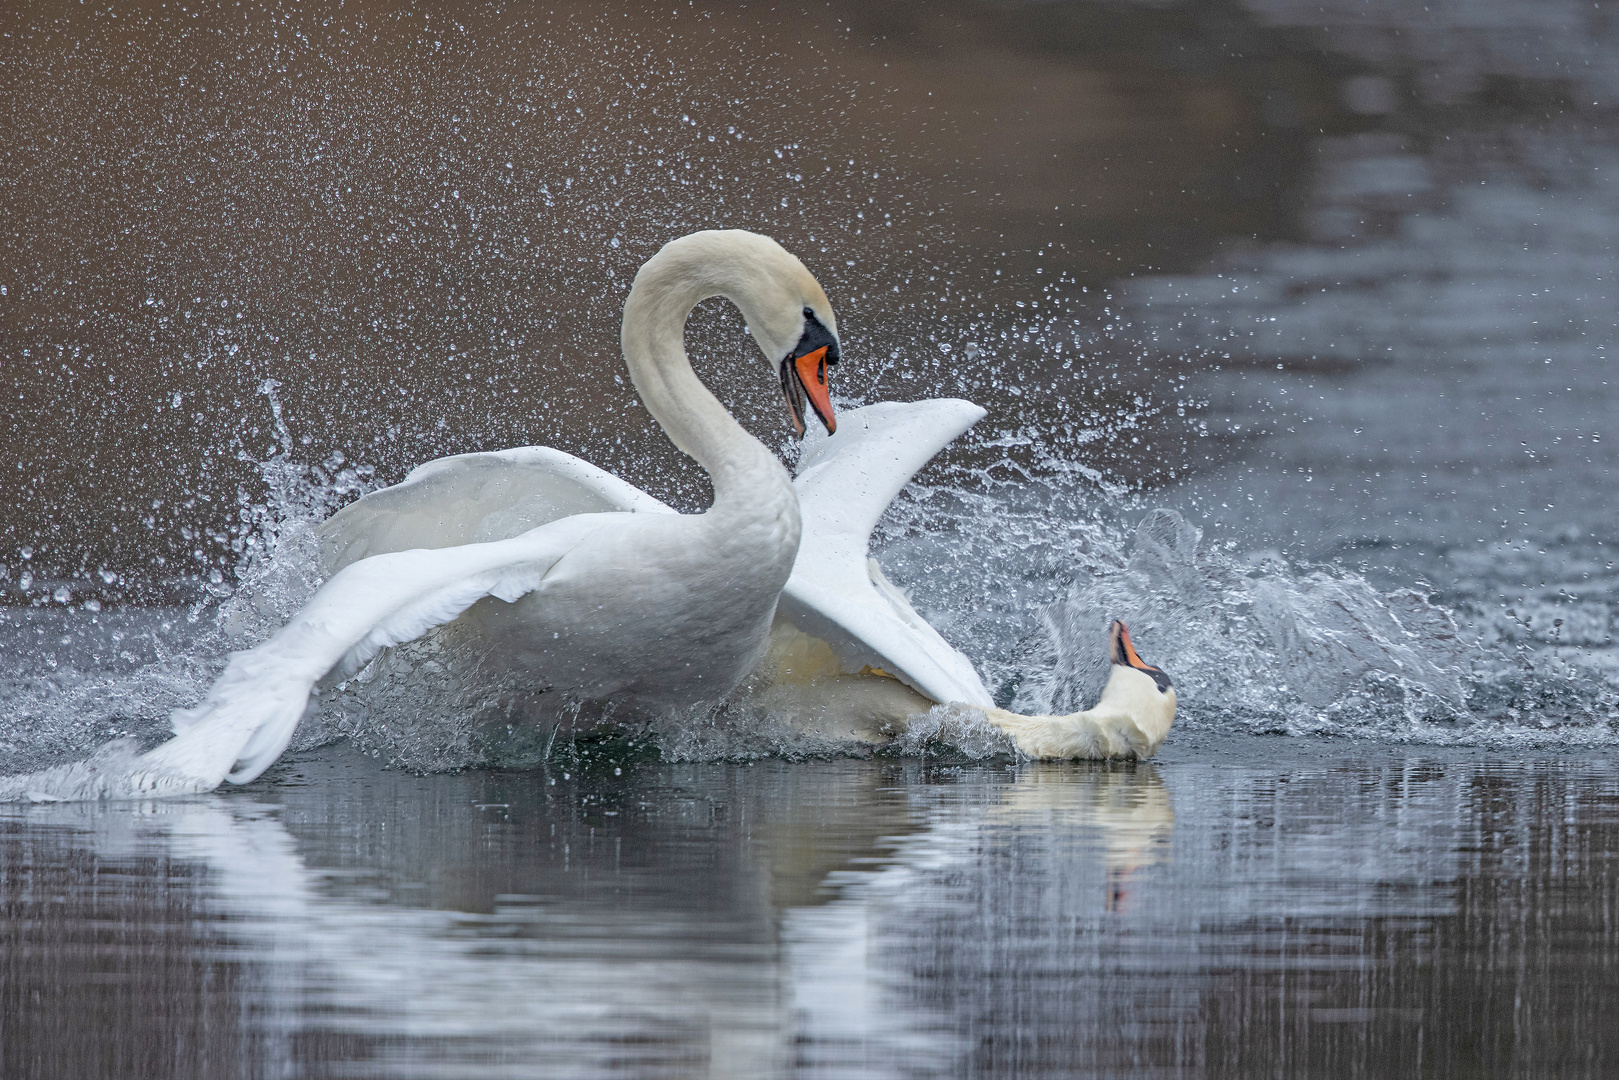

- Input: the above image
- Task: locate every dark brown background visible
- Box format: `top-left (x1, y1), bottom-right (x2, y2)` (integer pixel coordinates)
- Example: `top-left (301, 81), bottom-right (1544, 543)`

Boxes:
top-left (2, 0), bottom-right (1352, 590)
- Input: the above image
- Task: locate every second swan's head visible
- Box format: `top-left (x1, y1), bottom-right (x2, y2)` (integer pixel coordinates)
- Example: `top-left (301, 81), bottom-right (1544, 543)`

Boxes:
top-left (1108, 620), bottom-right (1173, 694)
top-left (1103, 620), bottom-right (1176, 743)
top-left (631, 230), bottom-right (841, 436)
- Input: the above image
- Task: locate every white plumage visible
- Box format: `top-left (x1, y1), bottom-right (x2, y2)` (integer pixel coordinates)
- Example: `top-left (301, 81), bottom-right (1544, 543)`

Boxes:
top-left (0, 230), bottom-right (1176, 802)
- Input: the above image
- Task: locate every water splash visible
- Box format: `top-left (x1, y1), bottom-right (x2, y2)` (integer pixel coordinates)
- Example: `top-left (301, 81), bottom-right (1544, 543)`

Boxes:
top-left (890, 704), bottom-right (1019, 760)
top-left (982, 508), bottom-right (1617, 748)
top-left (212, 380), bottom-right (378, 643)
top-left (0, 383), bottom-right (374, 773)
top-left (3, 404), bottom-right (1616, 790)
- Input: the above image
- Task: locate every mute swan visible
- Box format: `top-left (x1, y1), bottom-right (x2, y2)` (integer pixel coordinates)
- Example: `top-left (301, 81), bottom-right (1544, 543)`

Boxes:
top-left (312, 394), bottom-right (1176, 763)
top-left (0, 230), bottom-right (1173, 802)
top-left (78, 229), bottom-right (842, 794)
top-left (981, 621), bottom-right (1175, 758)
top-left (730, 400), bottom-right (1176, 760)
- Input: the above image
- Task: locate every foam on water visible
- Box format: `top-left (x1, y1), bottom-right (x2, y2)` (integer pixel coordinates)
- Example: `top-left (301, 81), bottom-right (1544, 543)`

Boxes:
top-left (1020, 511), bottom-right (1617, 745)
top-left (885, 452), bottom-right (1619, 750)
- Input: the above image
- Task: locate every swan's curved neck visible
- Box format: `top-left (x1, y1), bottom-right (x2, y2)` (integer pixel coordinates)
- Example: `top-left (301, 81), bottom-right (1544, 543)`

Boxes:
top-left (620, 252), bottom-right (787, 511)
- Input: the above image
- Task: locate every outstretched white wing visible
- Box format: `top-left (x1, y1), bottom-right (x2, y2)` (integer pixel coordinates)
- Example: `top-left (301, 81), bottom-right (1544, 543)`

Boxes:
top-left (320, 446), bottom-right (674, 572)
top-left (58, 513), bottom-right (614, 800)
top-left (779, 399), bottom-right (993, 708)
top-left (164, 512), bottom-right (612, 787)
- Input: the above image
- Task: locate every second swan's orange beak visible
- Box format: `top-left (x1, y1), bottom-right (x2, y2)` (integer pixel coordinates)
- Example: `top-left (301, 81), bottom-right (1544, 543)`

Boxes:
top-left (1109, 620), bottom-right (1174, 692)
top-left (1115, 621), bottom-right (1148, 669)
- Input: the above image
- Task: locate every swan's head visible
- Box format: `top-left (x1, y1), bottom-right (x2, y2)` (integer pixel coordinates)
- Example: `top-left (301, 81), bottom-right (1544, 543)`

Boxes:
top-left (627, 230), bottom-right (841, 437)
top-left (1100, 621), bottom-right (1176, 742)
top-left (775, 304), bottom-right (840, 438)
top-left (721, 234), bottom-right (839, 438)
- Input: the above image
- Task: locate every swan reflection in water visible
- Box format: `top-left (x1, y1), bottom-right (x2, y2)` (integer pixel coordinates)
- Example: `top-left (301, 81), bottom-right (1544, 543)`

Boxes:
top-left (982, 764), bottom-right (1175, 914)
top-left (0, 756), bottom-right (1175, 1080)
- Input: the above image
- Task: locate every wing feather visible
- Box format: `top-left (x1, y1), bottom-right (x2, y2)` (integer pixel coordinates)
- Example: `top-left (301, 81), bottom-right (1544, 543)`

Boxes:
top-left (320, 447), bottom-right (673, 572)
top-left (131, 513), bottom-right (609, 794)
top-left (780, 399), bottom-right (993, 707)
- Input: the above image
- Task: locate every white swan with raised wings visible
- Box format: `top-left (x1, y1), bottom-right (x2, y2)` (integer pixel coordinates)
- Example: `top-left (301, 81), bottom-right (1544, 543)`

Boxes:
top-left (0, 229), bottom-right (1175, 801)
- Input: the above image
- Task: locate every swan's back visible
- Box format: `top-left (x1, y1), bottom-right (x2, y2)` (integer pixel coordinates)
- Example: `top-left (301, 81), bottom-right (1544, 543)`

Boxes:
top-left (319, 447), bottom-right (674, 573)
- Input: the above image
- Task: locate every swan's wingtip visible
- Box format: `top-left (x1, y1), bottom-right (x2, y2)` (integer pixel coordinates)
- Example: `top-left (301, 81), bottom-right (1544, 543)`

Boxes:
top-left (933, 396), bottom-right (986, 414)
top-left (946, 398), bottom-right (988, 425)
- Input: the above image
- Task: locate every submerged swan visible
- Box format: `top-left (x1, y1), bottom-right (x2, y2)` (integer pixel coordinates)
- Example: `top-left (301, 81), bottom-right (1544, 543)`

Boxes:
top-left (731, 399), bottom-right (1175, 757)
top-left (0, 230), bottom-right (1175, 801)
top-left (984, 621), bottom-right (1175, 758)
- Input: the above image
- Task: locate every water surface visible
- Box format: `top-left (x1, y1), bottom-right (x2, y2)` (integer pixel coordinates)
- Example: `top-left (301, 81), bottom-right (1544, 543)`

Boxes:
top-left (4, 740), bottom-right (1615, 1079)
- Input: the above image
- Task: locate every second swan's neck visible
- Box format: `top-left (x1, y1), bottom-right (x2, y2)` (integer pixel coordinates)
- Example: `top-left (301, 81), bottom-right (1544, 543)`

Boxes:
top-left (619, 244), bottom-right (793, 516)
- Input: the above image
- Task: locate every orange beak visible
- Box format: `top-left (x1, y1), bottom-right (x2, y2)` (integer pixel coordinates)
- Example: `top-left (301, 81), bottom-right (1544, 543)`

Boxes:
top-left (782, 307), bottom-right (839, 437)
top-left (1110, 619), bottom-right (1173, 691)
top-left (781, 345), bottom-right (837, 436)
top-left (794, 346), bottom-right (836, 435)
top-left (1117, 621), bottom-right (1148, 669)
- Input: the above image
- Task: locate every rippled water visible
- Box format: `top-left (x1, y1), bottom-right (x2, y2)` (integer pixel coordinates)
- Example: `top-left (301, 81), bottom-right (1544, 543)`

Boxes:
top-left (4, 743), bottom-right (1616, 1079)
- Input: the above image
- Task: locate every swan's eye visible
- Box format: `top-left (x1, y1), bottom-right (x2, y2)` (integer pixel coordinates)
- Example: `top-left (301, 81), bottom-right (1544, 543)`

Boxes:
top-left (1140, 666), bottom-right (1173, 694)
top-left (790, 309), bottom-right (840, 367)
